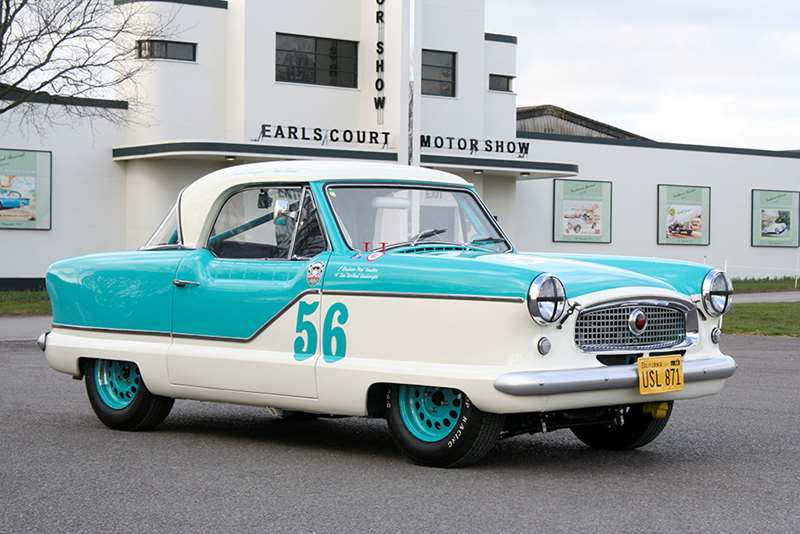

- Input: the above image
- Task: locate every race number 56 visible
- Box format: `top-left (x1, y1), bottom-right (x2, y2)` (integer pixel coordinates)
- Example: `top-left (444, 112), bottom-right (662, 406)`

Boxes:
top-left (294, 301), bottom-right (349, 363)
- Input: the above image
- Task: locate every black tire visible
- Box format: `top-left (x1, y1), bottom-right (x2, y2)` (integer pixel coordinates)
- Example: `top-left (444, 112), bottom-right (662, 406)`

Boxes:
top-left (386, 384), bottom-right (504, 468)
top-left (571, 402), bottom-right (673, 450)
top-left (85, 359), bottom-right (174, 431)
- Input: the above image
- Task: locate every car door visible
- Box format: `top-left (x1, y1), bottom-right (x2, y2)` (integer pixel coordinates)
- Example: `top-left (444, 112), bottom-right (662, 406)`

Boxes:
top-left (168, 185), bottom-right (329, 398)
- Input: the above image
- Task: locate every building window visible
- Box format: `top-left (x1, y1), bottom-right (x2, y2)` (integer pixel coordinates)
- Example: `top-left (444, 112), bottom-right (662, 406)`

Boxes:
top-left (275, 33), bottom-right (358, 88)
top-left (489, 74), bottom-right (513, 92)
top-left (421, 50), bottom-right (456, 97)
top-left (137, 40), bottom-right (197, 62)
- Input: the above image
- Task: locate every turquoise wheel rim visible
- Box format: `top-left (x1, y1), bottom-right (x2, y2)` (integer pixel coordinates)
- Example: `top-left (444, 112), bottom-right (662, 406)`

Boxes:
top-left (398, 385), bottom-right (464, 443)
top-left (94, 360), bottom-right (141, 410)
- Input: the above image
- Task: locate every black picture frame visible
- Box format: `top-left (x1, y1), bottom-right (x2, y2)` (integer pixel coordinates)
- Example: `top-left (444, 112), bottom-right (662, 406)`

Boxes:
top-left (552, 178), bottom-right (613, 244)
top-left (750, 189), bottom-right (800, 248)
top-left (0, 148), bottom-right (52, 231)
top-left (656, 184), bottom-right (710, 246)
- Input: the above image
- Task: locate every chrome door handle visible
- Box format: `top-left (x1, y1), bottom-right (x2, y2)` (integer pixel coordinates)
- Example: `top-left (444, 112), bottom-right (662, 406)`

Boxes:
top-left (173, 279), bottom-right (200, 288)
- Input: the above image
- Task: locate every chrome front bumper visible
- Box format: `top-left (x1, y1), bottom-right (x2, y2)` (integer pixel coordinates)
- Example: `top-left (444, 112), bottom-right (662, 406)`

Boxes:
top-left (494, 354), bottom-right (737, 396)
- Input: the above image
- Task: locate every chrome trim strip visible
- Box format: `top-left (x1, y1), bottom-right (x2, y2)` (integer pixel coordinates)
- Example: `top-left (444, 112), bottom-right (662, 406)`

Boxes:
top-left (494, 354), bottom-right (737, 396)
top-left (322, 290), bottom-right (525, 303)
top-left (580, 297), bottom-right (694, 313)
top-left (52, 324), bottom-right (172, 337)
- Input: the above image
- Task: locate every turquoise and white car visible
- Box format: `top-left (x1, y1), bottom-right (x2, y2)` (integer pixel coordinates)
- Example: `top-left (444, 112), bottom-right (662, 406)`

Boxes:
top-left (39, 161), bottom-right (737, 467)
top-left (0, 188), bottom-right (31, 210)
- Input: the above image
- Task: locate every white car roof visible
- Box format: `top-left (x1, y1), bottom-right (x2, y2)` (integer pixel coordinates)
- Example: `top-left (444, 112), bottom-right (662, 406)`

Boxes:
top-left (178, 160), bottom-right (470, 247)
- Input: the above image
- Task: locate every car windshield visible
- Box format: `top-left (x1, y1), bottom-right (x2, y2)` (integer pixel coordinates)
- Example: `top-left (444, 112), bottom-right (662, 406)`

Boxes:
top-left (326, 185), bottom-right (511, 252)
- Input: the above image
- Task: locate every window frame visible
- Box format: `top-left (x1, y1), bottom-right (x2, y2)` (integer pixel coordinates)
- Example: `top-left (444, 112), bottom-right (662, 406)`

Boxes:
top-left (421, 49), bottom-right (457, 97)
top-left (321, 182), bottom-right (514, 253)
top-left (141, 203), bottom-right (185, 251)
top-left (489, 74), bottom-right (514, 93)
top-left (137, 40), bottom-right (197, 62)
top-left (205, 184), bottom-right (330, 261)
top-left (275, 32), bottom-right (359, 89)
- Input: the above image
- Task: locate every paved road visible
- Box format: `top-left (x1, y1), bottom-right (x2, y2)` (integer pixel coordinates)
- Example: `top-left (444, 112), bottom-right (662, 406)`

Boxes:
top-left (733, 291), bottom-right (800, 304)
top-left (1, 335), bottom-right (798, 533)
top-left (0, 315), bottom-right (50, 341)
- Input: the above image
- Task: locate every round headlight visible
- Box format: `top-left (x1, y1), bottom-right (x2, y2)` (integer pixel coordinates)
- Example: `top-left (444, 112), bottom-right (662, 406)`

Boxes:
top-left (528, 274), bottom-right (567, 325)
top-left (702, 270), bottom-right (733, 317)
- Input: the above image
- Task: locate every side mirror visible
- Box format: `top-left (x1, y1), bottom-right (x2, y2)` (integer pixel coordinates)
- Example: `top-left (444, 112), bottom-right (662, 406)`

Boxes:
top-left (273, 198), bottom-right (295, 225)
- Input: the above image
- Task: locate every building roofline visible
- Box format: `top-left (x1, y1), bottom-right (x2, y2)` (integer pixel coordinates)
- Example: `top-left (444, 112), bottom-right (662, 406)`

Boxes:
top-left (484, 33), bottom-right (517, 44)
top-left (112, 141), bottom-right (398, 161)
top-left (114, 0), bottom-right (228, 8)
top-left (518, 131), bottom-right (800, 160)
top-left (420, 153), bottom-right (578, 175)
top-left (0, 84), bottom-right (128, 110)
top-left (517, 104), bottom-right (648, 140)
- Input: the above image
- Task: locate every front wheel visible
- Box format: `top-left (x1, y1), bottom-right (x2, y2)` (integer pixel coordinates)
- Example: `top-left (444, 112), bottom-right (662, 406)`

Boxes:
top-left (571, 401), bottom-right (673, 450)
top-left (386, 384), bottom-right (504, 467)
top-left (85, 359), bottom-right (174, 431)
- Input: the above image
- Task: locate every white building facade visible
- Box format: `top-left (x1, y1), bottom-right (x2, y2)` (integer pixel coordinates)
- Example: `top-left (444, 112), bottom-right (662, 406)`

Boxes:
top-left (1, 0), bottom-right (798, 285)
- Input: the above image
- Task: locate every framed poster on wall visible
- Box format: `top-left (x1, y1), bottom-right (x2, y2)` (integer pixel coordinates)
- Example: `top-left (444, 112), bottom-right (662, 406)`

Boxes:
top-left (751, 189), bottom-right (799, 248)
top-left (552, 179), bottom-right (612, 243)
top-left (657, 184), bottom-right (710, 245)
top-left (0, 148), bottom-right (52, 230)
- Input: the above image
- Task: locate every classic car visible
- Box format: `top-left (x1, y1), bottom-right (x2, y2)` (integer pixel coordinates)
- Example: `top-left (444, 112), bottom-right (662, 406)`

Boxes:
top-left (39, 161), bottom-right (737, 467)
top-left (0, 188), bottom-right (31, 209)
top-left (761, 221), bottom-right (788, 236)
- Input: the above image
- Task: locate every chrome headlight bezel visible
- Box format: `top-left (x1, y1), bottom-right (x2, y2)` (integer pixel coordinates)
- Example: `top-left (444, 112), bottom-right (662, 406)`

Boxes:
top-left (528, 273), bottom-right (568, 325)
top-left (701, 270), bottom-right (733, 317)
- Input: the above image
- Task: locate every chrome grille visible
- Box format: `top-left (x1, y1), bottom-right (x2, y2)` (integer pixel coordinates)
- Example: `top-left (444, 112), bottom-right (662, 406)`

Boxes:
top-left (575, 303), bottom-right (686, 352)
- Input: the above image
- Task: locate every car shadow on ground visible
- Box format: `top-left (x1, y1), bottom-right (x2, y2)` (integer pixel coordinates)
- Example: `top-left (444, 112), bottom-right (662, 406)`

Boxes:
top-left (154, 411), bottom-right (400, 460)
top-left (145, 408), bottom-right (673, 470)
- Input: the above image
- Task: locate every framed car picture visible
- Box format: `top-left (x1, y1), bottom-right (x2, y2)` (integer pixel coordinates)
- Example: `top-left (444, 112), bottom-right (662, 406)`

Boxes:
top-left (751, 189), bottom-right (799, 248)
top-left (0, 148), bottom-right (52, 230)
top-left (657, 184), bottom-right (710, 246)
top-left (552, 179), bottom-right (612, 243)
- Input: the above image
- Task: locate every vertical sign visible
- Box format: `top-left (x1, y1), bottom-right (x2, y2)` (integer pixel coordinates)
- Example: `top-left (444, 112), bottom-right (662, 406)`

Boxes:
top-left (374, 0), bottom-right (386, 125)
top-left (408, 0), bottom-right (416, 165)
top-left (657, 184), bottom-right (711, 245)
top-left (751, 189), bottom-right (799, 247)
top-left (0, 148), bottom-right (52, 230)
top-left (552, 179), bottom-right (612, 243)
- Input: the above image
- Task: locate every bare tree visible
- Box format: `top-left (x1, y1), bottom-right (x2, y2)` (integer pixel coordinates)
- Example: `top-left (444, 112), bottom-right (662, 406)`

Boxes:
top-left (0, 0), bottom-right (175, 129)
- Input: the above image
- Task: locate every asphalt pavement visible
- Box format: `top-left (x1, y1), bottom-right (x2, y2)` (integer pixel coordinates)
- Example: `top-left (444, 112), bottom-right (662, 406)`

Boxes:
top-left (733, 291), bottom-right (800, 303)
top-left (1, 334), bottom-right (798, 533)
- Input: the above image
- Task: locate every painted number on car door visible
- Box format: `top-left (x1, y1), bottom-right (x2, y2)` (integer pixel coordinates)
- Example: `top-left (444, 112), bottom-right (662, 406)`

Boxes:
top-left (294, 301), bottom-right (349, 363)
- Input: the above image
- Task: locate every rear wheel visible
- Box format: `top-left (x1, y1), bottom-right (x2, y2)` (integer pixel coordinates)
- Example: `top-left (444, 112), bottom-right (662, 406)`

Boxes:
top-left (386, 384), bottom-right (504, 467)
top-left (85, 359), bottom-right (174, 431)
top-left (571, 401), bottom-right (673, 450)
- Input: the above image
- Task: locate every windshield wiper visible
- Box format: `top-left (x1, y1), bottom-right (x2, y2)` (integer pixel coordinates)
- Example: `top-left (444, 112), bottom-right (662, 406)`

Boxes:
top-left (410, 228), bottom-right (448, 246)
top-left (468, 236), bottom-right (505, 245)
top-left (368, 228), bottom-right (448, 252)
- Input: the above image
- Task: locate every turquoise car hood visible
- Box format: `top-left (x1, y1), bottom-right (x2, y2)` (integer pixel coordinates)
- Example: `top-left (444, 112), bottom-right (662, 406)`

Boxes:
top-left (393, 249), bottom-right (712, 300)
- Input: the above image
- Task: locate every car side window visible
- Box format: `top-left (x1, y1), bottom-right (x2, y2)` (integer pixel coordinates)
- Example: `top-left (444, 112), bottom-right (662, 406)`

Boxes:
top-left (209, 187), bottom-right (302, 259)
top-left (291, 189), bottom-right (327, 259)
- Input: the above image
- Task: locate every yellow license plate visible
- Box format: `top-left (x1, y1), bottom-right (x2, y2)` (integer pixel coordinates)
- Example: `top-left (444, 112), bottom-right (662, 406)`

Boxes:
top-left (638, 355), bottom-right (684, 395)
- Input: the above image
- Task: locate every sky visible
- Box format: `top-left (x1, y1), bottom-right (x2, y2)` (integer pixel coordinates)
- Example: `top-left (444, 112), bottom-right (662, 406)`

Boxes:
top-left (485, 0), bottom-right (800, 150)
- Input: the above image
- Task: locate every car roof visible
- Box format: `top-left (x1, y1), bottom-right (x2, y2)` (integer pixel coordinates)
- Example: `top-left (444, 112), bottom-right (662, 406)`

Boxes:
top-left (178, 160), bottom-right (470, 247)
